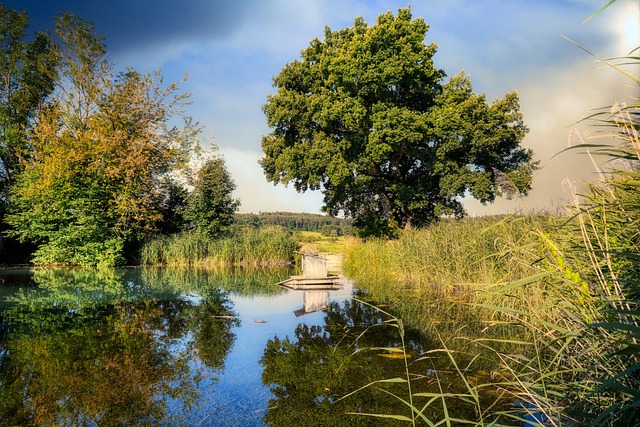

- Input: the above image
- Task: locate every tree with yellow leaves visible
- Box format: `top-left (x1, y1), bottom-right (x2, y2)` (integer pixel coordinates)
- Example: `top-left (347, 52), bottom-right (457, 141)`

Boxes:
top-left (6, 14), bottom-right (200, 266)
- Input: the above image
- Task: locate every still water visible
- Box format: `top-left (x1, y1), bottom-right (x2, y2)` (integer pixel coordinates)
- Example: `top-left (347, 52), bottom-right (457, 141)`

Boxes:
top-left (0, 268), bottom-right (492, 426)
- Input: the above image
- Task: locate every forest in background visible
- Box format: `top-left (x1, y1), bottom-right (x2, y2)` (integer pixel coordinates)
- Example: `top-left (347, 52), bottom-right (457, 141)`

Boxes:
top-left (234, 212), bottom-right (352, 236)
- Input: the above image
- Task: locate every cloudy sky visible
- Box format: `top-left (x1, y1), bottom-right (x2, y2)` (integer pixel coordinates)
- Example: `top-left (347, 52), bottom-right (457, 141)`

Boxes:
top-left (6, 0), bottom-right (639, 215)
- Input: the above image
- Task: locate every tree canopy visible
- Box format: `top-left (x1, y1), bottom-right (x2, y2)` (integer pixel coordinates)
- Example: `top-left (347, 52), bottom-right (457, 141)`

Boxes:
top-left (4, 13), bottom-right (201, 266)
top-left (261, 7), bottom-right (537, 236)
top-left (184, 157), bottom-right (239, 238)
top-left (0, 5), bottom-right (58, 208)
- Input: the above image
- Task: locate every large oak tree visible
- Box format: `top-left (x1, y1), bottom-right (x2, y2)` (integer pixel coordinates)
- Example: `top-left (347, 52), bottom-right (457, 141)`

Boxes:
top-left (261, 8), bottom-right (537, 236)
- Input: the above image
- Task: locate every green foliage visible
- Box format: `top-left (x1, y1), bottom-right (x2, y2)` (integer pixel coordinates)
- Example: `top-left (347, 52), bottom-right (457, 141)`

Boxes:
top-left (344, 4), bottom-right (640, 421)
top-left (184, 157), bottom-right (239, 237)
top-left (234, 211), bottom-right (352, 234)
top-left (474, 12), bottom-right (640, 424)
top-left (261, 7), bottom-right (536, 236)
top-left (156, 177), bottom-right (189, 234)
top-left (0, 5), bottom-right (58, 262)
top-left (4, 14), bottom-right (199, 266)
top-left (0, 5), bottom-right (57, 199)
top-left (532, 104), bottom-right (640, 425)
top-left (344, 215), bottom-right (559, 311)
top-left (140, 226), bottom-right (296, 267)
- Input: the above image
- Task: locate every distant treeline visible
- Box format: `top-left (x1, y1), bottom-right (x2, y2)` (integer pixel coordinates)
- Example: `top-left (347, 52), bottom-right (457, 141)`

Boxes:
top-left (234, 212), bottom-right (353, 236)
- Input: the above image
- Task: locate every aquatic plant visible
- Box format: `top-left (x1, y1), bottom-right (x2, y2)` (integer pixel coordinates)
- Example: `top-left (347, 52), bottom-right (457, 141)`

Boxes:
top-left (343, 3), bottom-right (640, 423)
top-left (140, 226), bottom-right (297, 267)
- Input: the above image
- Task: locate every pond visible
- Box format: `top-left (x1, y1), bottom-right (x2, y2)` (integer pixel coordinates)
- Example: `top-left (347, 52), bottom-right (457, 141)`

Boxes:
top-left (0, 268), bottom-right (506, 426)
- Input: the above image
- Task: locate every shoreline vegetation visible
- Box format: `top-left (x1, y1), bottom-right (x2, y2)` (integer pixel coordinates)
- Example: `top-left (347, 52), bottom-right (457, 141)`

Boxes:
top-left (335, 3), bottom-right (639, 424)
top-left (140, 226), bottom-right (298, 268)
top-left (0, 2), bottom-right (636, 425)
top-left (341, 92), bottom-right (639, 426)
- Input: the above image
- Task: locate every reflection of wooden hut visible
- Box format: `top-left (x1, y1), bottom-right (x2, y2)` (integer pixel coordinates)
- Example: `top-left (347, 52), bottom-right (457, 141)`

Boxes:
top-left (293, 290), bottom-right (330, 317)
top-left (277, 253), bottom-right (343, 289)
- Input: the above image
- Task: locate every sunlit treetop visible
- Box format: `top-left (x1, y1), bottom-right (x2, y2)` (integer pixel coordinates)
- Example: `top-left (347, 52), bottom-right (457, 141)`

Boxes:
top-left (261, 7), bottom-right (537, 236)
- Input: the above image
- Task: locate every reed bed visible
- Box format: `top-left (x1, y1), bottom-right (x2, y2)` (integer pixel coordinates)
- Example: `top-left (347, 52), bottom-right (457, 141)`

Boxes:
top-left (486, 100), bottom-right (640, 426)
top-left (345, 174), bottom-right (638, 424)
top-left (343, 215), bottom-right (565, 329)
top-left (343, 62), bottom-right (640, 425)
top-left (139, 226), bottom-right (297, 267)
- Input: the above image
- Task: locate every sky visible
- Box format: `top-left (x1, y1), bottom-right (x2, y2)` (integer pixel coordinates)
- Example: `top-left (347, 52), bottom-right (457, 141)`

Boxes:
top-left (6, 0), bottom-right (639, 215)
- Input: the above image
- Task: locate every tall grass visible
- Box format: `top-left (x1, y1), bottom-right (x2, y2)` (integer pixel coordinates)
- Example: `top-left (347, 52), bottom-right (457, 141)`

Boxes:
top-left (344, 161), bottom-right (638, 424)
top-left (140, 226), bottom-right (297, 267)
top-left (343, 37), bottom-right (639, 425)
top-left (468, 98), bottom-right (640, 426)
top-left (337, 299), bottom-right (499, 426)
top-left (472, 24), bottom-right (640, 423)
top-left (343, 215), bottom-right (564, 332)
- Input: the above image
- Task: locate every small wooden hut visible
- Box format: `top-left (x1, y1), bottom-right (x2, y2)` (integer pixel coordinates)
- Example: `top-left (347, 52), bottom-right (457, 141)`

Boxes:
top-left (277, 253), bottom-right (342, 289)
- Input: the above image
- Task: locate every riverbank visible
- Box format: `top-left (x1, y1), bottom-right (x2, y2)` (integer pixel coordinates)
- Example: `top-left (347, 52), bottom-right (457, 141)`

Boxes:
top-left (343, 133), bottom-right (639, 425)
top-left (140, 226), bottom-right (297, 267)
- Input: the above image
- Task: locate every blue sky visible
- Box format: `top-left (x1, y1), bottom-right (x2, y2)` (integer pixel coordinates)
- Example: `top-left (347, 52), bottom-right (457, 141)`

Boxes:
top-left (6, 0), bottom-right (639, 214)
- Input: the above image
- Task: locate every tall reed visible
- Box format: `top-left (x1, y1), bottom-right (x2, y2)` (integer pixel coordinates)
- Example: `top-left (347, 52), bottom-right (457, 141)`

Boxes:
top-left (343, 215), bottom-right (563, 331)
top-left (140, 226), bottom-right (297, 267)
top-left (462, 97), bottom-right (640, 426)
top-left (343, 41), bottom-right (640, 424)
top-left (344, 110), bottom-right (639, 424)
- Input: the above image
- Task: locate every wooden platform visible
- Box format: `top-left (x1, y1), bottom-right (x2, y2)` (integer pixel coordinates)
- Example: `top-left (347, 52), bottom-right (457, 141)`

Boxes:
top-left (276, 275), bottom-right (343, 290)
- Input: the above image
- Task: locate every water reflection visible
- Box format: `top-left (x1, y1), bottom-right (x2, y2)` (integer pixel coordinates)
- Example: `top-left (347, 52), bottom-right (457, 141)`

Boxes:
top-left (261, 298), bottom-right (498, 426)
top-left (0, 268), bottom-right (240, 426)
top-left (293, 290), bottom-right (330, 317)
top-left (0, 268), bottom-right (504, 426)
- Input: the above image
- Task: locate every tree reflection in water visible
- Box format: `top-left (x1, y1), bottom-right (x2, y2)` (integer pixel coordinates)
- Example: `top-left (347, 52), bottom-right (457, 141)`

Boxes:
top-left (261, 298), bottom-right (492, 426)
top-left (0, 268), bottom-right (505, 425)
top-left (0, 268), bottom-right (238, 426)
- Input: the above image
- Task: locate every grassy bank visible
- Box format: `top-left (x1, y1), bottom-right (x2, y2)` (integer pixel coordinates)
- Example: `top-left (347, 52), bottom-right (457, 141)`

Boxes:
top-left (343, 106), bottom-right (639, 424)
top-left (293, 230), bottom-right (353, 254)
top-left (140, 226), bottom-right (297, 267)
top-left (344, 215), bottom-right (565, 330)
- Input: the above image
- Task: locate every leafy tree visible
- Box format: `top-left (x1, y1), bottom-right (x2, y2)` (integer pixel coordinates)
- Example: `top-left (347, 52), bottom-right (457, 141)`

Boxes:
top-left (184, 157), bottom-right (239, 237)
top-left (5, 14), bottom-right (199, 266)
top-left (0, 5), bottom-right (57, 213)
top-left (156, 177), bottom-right (189, 234)
top-left (261, 7), bottom-right (537, 236)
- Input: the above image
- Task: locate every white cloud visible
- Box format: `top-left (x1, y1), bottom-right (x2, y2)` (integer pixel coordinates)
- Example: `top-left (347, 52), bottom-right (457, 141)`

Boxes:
top-left (614, 1), bottom-right (640, 53)
top-left (220, 147), bottom-right (324, 213)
